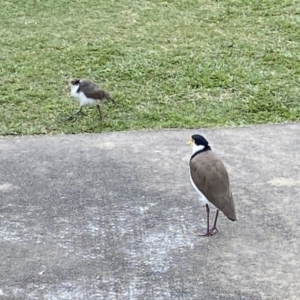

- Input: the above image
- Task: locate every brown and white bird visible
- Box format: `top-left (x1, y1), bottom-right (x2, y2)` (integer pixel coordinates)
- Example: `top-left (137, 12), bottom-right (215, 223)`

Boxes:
top-left (187, 134), bottom-right (237, 236)
top-left (67, 78), bottom-right (115, 120)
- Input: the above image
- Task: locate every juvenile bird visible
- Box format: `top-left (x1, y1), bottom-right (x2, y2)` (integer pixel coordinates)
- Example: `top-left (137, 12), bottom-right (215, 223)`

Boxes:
top-left (187, 134), bottom-right (237, 236)
top-left (67, 78), bottom-right (115, 121)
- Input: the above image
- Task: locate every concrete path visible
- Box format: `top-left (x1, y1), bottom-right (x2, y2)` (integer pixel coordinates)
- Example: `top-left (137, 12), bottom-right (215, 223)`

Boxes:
top-left (0, 123), bottom-right (299, 300)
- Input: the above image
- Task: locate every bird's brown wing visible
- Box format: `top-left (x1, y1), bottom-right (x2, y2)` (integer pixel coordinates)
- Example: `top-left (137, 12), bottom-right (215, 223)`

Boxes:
top-left (190, 151), bottom-right (237, 221)
top-left (79, 80), bottom-right (112, 100)
top-left (80, 79), bottom-right (105, 100)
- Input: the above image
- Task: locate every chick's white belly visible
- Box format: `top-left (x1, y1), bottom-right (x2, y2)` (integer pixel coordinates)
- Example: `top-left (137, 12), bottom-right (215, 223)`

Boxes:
top-left (72, 92), bottom-right (98, 106)
top-left (190, 175), bottom-right (216, 208)
top-left (79, 97), bottom-right (98, 106)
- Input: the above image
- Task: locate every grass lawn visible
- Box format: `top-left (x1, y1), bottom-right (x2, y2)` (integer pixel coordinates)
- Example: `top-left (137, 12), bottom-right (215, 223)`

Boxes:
top-left (1, 0), bottom-right (300, 135)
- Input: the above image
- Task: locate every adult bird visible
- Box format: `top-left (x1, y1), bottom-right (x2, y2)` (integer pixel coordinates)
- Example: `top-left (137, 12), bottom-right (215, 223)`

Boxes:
top-left (67, 78), bottom-right (115, 121)
top-left (187, 134), bottom-right (237, 236)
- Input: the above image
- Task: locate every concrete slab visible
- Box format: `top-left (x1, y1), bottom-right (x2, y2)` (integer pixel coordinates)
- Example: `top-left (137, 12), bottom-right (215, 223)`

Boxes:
top-left (0, 123), bottom-right (299, 299)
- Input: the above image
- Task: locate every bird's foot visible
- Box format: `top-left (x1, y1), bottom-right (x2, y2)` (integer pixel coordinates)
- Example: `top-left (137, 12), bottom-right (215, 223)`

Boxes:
top-left (199, 227), bottom-right (218, 237)
top-left (65, 116), bottom-right (76, 121)
top-left (200, 231), bottom-right (213, 237)
top-left (209, 226), bottom-right (218, 235)
top-left (65, 115), bottom-right (79, 122)
top-left (65, 108), bottom-right (83, 121)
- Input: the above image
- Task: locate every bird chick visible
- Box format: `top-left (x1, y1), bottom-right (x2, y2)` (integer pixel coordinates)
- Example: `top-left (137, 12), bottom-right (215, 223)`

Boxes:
top-left (67, 78), bottom-right (115, 121)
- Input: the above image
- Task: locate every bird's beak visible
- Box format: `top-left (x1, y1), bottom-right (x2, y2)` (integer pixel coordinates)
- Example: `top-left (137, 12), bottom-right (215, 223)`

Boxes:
top-left (186, 138), bottom-right (194, 146)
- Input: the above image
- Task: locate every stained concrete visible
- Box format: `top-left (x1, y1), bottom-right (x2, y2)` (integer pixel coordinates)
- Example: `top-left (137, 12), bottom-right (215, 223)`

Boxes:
top-left (0, 123), bottom-right (299, 299)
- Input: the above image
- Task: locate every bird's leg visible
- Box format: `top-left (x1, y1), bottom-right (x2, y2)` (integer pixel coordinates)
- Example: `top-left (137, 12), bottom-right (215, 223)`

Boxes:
top-left (209, 210), bottom-right (219, 235)
top-left (96, 104), bottom-right (102, 121)
top-left (66, 106), bottom-right (82, 120)
top-left (200, 204), bottom-right (212, 237)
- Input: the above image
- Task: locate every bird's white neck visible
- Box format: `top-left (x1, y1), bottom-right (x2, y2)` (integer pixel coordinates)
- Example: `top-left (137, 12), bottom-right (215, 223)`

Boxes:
top-left (192, 144), bottom-right (205, 154)
top-left (70, 84), bottom-right (80, 97)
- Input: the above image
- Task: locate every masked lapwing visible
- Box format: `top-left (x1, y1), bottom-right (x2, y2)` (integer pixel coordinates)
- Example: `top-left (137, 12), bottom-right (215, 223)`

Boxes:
top-left (67, 78), bottom-right (115, 121)
top-left (187, 134), bottom-right (237, 236)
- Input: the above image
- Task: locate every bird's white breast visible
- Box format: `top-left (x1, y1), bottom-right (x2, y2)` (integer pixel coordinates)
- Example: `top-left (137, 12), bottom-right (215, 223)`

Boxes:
top-left (70, 84), bottom-right (80, 98)
top-left (189, 170), bottom-right (216, 209)
top-left (189, 145), bottom-right (216, 209)
top-left (70, 85), bottom-right (98, 106)
top-left (189, 174), bottom-right (209, 205)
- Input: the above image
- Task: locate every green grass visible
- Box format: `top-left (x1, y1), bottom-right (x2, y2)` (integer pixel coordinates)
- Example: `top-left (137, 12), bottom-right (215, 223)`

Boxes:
top-left (1, 0), bottom-right (300, 135)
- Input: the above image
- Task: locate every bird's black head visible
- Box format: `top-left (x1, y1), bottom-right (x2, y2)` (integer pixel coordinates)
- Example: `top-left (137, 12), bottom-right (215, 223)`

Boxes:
top-left (70, 78), bottom-right (81, 85)
top-left (191, 134), bottom-right (209, 147)
top-left (187, 134), bottom-right (211, 158)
